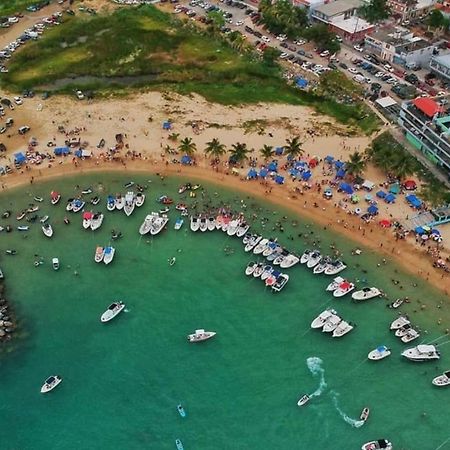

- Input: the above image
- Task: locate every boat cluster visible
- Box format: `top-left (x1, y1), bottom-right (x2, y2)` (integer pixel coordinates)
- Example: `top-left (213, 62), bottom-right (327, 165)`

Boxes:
top-left (107, 190), bottom-right (145, 216)
top-left (245, 261), bottom-right (289, 292)
top-left (326, 276), bottom-right (381, 301)
top-left (94, 246), bottom-right (115, 265)
top-left (244, 235), bottom-right (300, 268)
top-left (82, 211), bottom-right (104, 231)
top-left (0, 282), bottom-right (15, 340)
top-left (190, 213), bottom-right (250, 236)
top-left (311, 309), bottom-right (354, 337)
top-left (390, 315), bottom-right (420, 343)
top-left (300, 249), bottom-right (346, 275)
top-left (139, 212), bottom-right (169, 236)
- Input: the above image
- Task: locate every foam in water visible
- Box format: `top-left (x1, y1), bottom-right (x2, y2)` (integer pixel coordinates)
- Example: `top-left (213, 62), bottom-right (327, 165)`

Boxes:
top-left (306, 356), bottom-right (327, 398)
top-left (330, 391), bottom-right (364, 428)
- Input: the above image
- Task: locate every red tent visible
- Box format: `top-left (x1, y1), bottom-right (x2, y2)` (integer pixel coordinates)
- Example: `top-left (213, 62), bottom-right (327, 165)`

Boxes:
top-left (404, 179), bottom-right (417, 190)
top-left (379, 219), bottom-right (391, 228)
top-left (413, 97), bottom-right (441, 117)
top-left (309, 157), bottom-right (318, 168)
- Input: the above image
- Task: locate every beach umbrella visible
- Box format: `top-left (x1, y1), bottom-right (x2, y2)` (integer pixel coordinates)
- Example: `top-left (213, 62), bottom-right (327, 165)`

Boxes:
top-left (423, 226), bottom-right (431, 232)
top-left (247, 168), bottom-right (257, 179)
top-left (162, 121), bottom-right (172, 130)
top-left (389, 183), bottom-right (400, 194)
top-left (309, 157), bottom-right (318, 168)
top-left (376, 190), bottom-right (386, 199)
top-left (339, 182), bottom-right (353, 195)
top-left (259, 168), bottom-right (268, 178)
top-left (336, 168), bottom-right (346, 178)
top-left (421, 234), bottom-right (429, 240)
top-left (431, 229), bottom-right (441, 236)
top-left (268, 161), bottom-right (278, 172)
top-left (415, 226), bottom-right (425, 235)
top-left (275, 147), bottom-right (284, 155)
top-left (294, 161), bottom-right (307, 169)
top-left (379, 219), bottom-right (391, 228)
top-left (404, 179), bottom-right (417, 190)
top-left (14, 152), bottom-right (26, 165)
top-left (275, 175), bottom-right (284, 185)
top-left (302, 171), bottom-right (312, 181)
top-left (289, 168), bottom-right (299, 177)
top-left (355, 208), bottom-right (362, 215)
top-left (384, 193), bottom-right (396, 204)
top-left (325, 155), bottom-right (334, 163)
top-left (335, 161), bottom-right (345, 169)
top-left (181, 155), bottom-right (192, 165)
top-left (351, 194), bottom-right (360, 203)
top-left (365, 194), bottom-right (372, 202)
top-left (367, 205), bottom-right (378, 215)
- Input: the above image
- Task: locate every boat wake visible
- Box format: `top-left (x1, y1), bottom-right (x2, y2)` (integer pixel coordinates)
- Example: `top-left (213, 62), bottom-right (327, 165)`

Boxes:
top-left (306, 357), bottom-right (327, 398)
top-left (330, 391), bottom-right (364, 428)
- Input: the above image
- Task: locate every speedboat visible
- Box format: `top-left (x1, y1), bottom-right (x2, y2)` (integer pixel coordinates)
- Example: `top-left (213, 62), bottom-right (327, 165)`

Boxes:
top-left (326, 276), bottom-right (345, 291)
top-left (90, 213), bottom-right (104, 231)
top-left (253, 262), bottom-right (264, 278)
top-left (199, 217), bottom-right (208, 232)
top-left (432, 370), bottom-right (450, 387)
top-left (34, 196), bottom-right (43, 203)
top-left (361, 439), bottom-right (392, 450)
top-left (263, 241), bottom-right (278, 257)
top-left (82, 211), bottom-right (93, 229)
top-left (72, 199), bottom-right (85, 213)
top-left (297, 394), bottom-right (310, 406)
top-left (124, 191), bottom-right (135, 216)
top-left (106, 195), bottom-right (116, 211)
top-left (245, 261), bottom-right (257, 276)
top-left (40, 375), bottom-right (62, 393)
top-left (150, 214), bottom-right (168, 235)
top-left (401, 329), bottom-right (420, 343)
top-left (260, 265), bottom-right (273, 281)
top-left (175, 203), bottom-right (187, 212)
top-left (306, 251), bottom-right (321, 268)
top-left (100, 301), bottom-right (125, 322)
top-left (52, 257), bottom-right (59, 270)
top-left (352, 287), bottom-right (381, 302)
top-left (272, 273), bottom-right (289, 292)
top-left (273, 249), bottom-right (289, 266)
top-left (389, 298), bottom-right (405, 309)
top-left (179, 184), bottom-right (188, 194)
top-left (124, 181), bottom-right (134, 188)
top-left (27, 205), bottom-right (39, 213)
top-left (333, 281), bottom-right (355, 298)
top-left (236, 221), bottom-right (249, 238)
top-left (313, 257), bottom-right (331, 274)
top-left (115, 195), bottom-right (125, 210)
top-left (190, 216), bottom-right (200, 232)
top-left (187, 329), bottom-right (216, 343)
top-left (360, 407), bottom-right (370, 422)
top-left (139, 214), bottom-right (155, 235)
top-left (311, 309), bottom-right (336, 329)
top-left (175, 439), bottom-right (184, 450)
top-left (177, 404), bottom-right (186, 418)
top-left (395, 324), bottom-right (413, 337)
top-left (265, 270), bottom-right (280, 287)
top-left (50, 191), bottom-right (61, 205)
top-left (227, 219), bottom-right (239, 236)
top-left (16, 211), bottom-right (26, 220)
top-left (42, 223), bottom-right (53, 238)
top-left (300, 249), bottom-right (312, 264)
top-left (94, 246), bottom-right (105, 263)
top-left (135, 192), bottom-right (145, 207)
top-left (17, 225), bottom-right (29, 231)
top-left (207, 217), bottom-right (215, 231)
top-left (103, 246), bottom-right (115, 265)
top-left (390, 315), bottom-right (410, 330)
top-left (91, 196), bottom-right (100, 206)
top-left (158, 195), bottom-right (173, 205)
top-left (267, 246), bottom-right (283, 262)
top-left (324, 260), bottom-right (347, 275)
top-left (401, 344), bottom-right (440, 362)
top-left (159, 207), bottom-right (170, 215)
top-left (174, 218), bottom-right (184, 230)
top-left (81, 187), bottom-right (92, 195)
top-left (280, 253), bottom-right (300, 269)
top-left (242, 233), bottom-right (252, 245)
top-left (322, 314), bottom-right (342, 332)
top-left (368, 346), bottom-right (391, 361)
top-left (40, 215), bottom-right (49, 224)
top-left (244, 235), bottom-right (261, 252)
top-left (332, 320), bottom-right (354, 337)
top-left (65, 199), bottom-right (74, 212)
top-left (253, 238), bottom-right (269, 255)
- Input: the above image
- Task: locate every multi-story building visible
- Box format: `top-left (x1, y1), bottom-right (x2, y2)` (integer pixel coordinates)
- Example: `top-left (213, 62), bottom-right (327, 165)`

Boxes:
top-left (365, 26), bottom-right (439, 67)
top-left (387, 0), bottom-right (436, 21)
top-left (430, 53), bottom-right (450, 82)
top-left (398, 96), bottom-right (450, 173)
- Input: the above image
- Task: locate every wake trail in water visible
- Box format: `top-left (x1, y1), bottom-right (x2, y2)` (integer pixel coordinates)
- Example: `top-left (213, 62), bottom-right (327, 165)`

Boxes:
top-left (306, 357), bottom-right (327, 398)
top-left (330, 390), bottom-right (364, 428)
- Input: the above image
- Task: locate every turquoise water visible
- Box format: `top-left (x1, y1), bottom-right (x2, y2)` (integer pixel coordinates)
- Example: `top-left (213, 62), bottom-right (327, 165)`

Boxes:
top-left (0, 173), bottom-right (449, 450)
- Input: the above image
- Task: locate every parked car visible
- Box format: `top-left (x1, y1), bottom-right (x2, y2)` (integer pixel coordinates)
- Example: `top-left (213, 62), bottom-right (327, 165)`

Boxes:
top-left (339, 62), bottom-right (348, 69)
top-left (18, 126), bottom-right (30, 134)
top-left (353, 45), bottom-right (364, 52)
top-left (75, 90), bottom-right (84, 100)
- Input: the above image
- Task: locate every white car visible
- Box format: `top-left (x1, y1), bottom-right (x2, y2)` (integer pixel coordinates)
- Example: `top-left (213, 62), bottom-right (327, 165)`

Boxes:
top-left (235, 20), bottom-right (243, 26)
top-left (13, 96), bottom-right (22, 105)
top-left (348, 67), bottom-right (358, 74)
top-left (387, 77), bottom-right (397, 84)
top-left (320, 50), bottom-right (329, 57)
top-left (294, 39), bottom-right (305, 45)
top-left (261, 36), bottom-right (270, 43)
top-left (8, 17), bottom-right (19, 24)
top-left (75, 90), bottom-right (84, 100)
top-left (276, 34), bottom-right (287, 41)
top-left (375, 71), bottom-right (384, 78)
top-left (384, 64), bottom-right (394, 72)
top-left (353, 45), bottom-right (364, 52)
top-left (437, 91), bottom-right (446, 96)
top-left (279, 52), bottom-right (289, 59)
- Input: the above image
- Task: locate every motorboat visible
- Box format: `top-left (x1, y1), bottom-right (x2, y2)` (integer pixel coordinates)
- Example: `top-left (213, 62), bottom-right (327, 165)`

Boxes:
top-left (16, 211), bottom-right (26, 221)
top-left (27, 205), bottom-right (39, 213)
top-left (115, 195), bottom-right (125, 210)
top-left (402, 344), bottom-right (440, 362)
top-left (199, 217), bottom-right (208, 232)
top-left (368, 346), bottom-right (391, 361)
top-left (175, 439), bottom-right (184, 450)
top-left (326, 276), bottom-right (345, 292)
top-left (178, 184), bottom-right (188, 194)
top-left (50, 191), bottom-right (61, 205)
top-left (65, 200), bottom-right (73, 212)
top-left (221, 216), bottom-right (231, 232)
top-left (236, 221), bottom-right (249, 238)
top-left (263, 241), bottom-right (278, 258)
top-left (253, 263), bottom-right (265, 278)
top-left (2, 210), bottom-right (11, 218)
top-left (150, 214), bottom-right (168, 236)
top-left (401, 329), bottom-right (420, 343)
top-left (215, 215), bottom-right (224, 230)
top-left (313, 257), bottom-right (331, 274)
top-left (181, 209), bottom-right (188, 217)
top-left (360, 407), bottom-right (370, 422)
top-left (297, 394), bottom-right (310, 406)
top-left (273, 250), bottom-right (289, 266)
top-left (311, 309), bottom-right (336, 329)
top-left (352, 287), bottom-right (381, 302)
top-left (272, 273), bottom-right (289, 292)
top-left (332, 320), bottom-right (354, 337)
top-left (333, 281), bottom-right (355, 298)
top-left (159, 207), bottom-right (170, 215)
top-left (34, 196), bottom-right (43, 203)
top-left (389, 298), bottom-right (405, 309)
top-left (322, 314), bottom-right (342, 332)
top-left (0, 268), bottom-right (3, 279)
top-left (175, 203), bottom-right (187, 212)
top-left (124, 191), bottom-right (135, 216)
top-left (190, 216), bottom-right (200, 232)
top-left (267, 246), bottom-right (283, 262)
top-left (103, 246), bottom-right (115, 265)
top-left (324, 260), bottom-right (347, 275)
top-left (177, 404), bottom-right (186, 418)
top-left (174, 218), bottom-right (184, 230)
top-left (81, 187), bottom-right (92, 195)
top-left (244, 235), bottom-right (261, 252)
top-left (361, 439), bottom-right (392, 450)
top-left (207, 217), bottom-right (215, 231)
top-left (42, 223), bottom-right (53, 238)
top-left (390, 315), bottom-right (410, 330)
top-left (135, 192), bottom-right (145, 207)
top-left (90, 213), bottom-right (104, 231)
top-left (306, 251), bottom-right (321, 268)
top-left (187, 329), bottom-right (216, 342)
top-left (253, 238), bottom-right (269, 255)
top-left (280, 253), bottom-right (300, 269)
top-left (91, 196), bottom-right (100, 206)
top-left (226, 219), bottom-right (239, 236)
top-left (17, 225), bottom-right (29, 231)
top-left (432, 371), bottom-right (450, 387)
top-left (94, 246), bottom-right (105, 263)
top-left (52, 257), bottom-right (59, 270)
top-left (82, 211), bottom-right (93, 229)
top-left (100, 301), bottom-right (125, 322)
top-left (40, 215), bottom-right (49, 224)
top-left (40, 375), bottom-right (62, 394)
top-left (139, 214), bottom-right (155, 235)
top-left (300, 249), bottom-right (312, 264)
top-left (260, 265), bottom-right (273, 281)
top-left (242, 233), bottom-right (252, 245)
top-left (395, 324), bottom-right (413, 337)
top-left (265, 270), bottom-right (280, 287)
top-left (72, 199), bottom-right (85, 213)
top-left (158, 195), bottom-right (173, 205)
top-left (106, 195), bottom-right (116, 211)
top-left (124, 181), bottom-right (134, 188)
top-left (245, 261), bottom-right (257, 276)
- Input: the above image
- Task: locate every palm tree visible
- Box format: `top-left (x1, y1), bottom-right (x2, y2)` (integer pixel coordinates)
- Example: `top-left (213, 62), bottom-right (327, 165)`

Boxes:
top-left (229, 32), bottom-right (247, 52)
top-left (346, 151), bottom-right (367, 178)
top-left (260, 144), bottom-right (274, 161)
top-left (391, 154), bottom-right (417, 180)
top-left (168, 132), bottom-right (180, 142)
top-left (204, 138), bottom-right (226, 160)
top-left (178, 137), bottom-right (197, 157)
top-left (284, 136), bottom-right (304, 160)
top-left (229, 142), bottom-right (251, 165)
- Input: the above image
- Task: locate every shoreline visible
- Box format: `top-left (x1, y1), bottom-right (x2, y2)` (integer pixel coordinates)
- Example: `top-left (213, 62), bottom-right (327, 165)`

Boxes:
top-left (3, 158), bottom-right (450, 297)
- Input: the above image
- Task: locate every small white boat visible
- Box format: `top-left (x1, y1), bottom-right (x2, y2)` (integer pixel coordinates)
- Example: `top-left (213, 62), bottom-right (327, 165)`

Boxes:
top-left (432, 370), bottom-right (450, 387)
top-left (300, 249), bottom-right (312, 264)
top-left (94, 246), bottom-right (105, 263)
top-left (65, 200), bottom-right (73, 212)
top-left (368, 346), bottom-right (391, 361)
top-left (244, 235), bottom-right (261, 252)
top-left (91, 196), bottom-right (100, 206)
top-left (175, 438), bottom-right (184, 450)
top-left (90, 213), bottom-right (104, 231)
top-left (82, 211), bottom-right (93, 229)
top-left (322, 314), bottom-right (342, 332)
top-left (402, 344), bottom-right (440, 362)
top-left (263, 241), bottom-right (278, 257)
top-left (242, 233), bottom-right (252, 245)
top-left (17, 225), bottom-right (29, 231)
top-left (236, 222), bottom-right (250, 238)
top-left (333, 281), bottom-right (355, 298)
top-left (124, 191), bottom-right (135, 216)
top-left (273, 250), bottom-right (289, 266)
top-left (16, 211), bottom-right (26, 220)
top-left (72, 199), bottom-right (85, 213)
top-left (226, 219), bottom-right (239, 236)
top-left (390, 298), bottom-right (405, 309)
top-left (107, 195), bottom-right (116, 211)
top-left (150, 214), bottom-right (168, 235)
top-left (135, 192), bottom-right (145, 207)
top-left (401, 329), bottom-right (420, 343)
top-left (272, 273), bottom-right (289, 292)
top-left (390, 315), bottom-right (410, 330)
top-left (253, 263), bottom-right (264, 278)
top-left (361, 439), bottom-right (392, 450)
top-left (245, 261), bottom-right (257, 276)
top-left (199, 217), bottom-right (208, 232)
top-left (267, 246), bottom-right (283, 262)
top-left (297, 394), bottom-right (310, 406)
top-left (139, 213), bottom-right (156, 235)
top-left (190, 216), bottom-right (200, 232)
top-left (311, 309), bottom-right (336, 329)
top-left (326, 276), bottom-right (345, 292)
top-left (395, 324), bottom-right (413, 337)
top-left (253, 238), bottom-right (269, 255)
top-left (332, 320), bottom-right (354, 337)
top-left (306, 251), bottom-right (321, 268)
top-left (187, 329), bottom-right (216, 343)
top-left (352, 287), bottom-right (381, 302)
top-left (103, 246), bottom-right (115, 265)
top-left (40, 375), bottom-right (62, 394)
top-left (34, 196), bottom-right (43, 203)
top-left (360, 407), bottom-right (370, 422)
top-left (313, 257), bottom-right (330, 274)
top-left (207, 217), bottom-right (215, 231)
top-left (42, 223), bottom-right (53, 238)
top-left (50, 191), bottom-right (61, 205)
top-left (174, 218), bottom-right (184, 230)
top-left (115, 195), bottom-right (125, 210)
top-left (260, 265), bottom-right (273, 281)
top-left (52, 257), bottom-right (59, 270)
top-left (40, 215), bottom-right (49, 224)
top-left (100, 301), bottom-right (125, 322)
top-left (324, 260), bottom-right (347, 276)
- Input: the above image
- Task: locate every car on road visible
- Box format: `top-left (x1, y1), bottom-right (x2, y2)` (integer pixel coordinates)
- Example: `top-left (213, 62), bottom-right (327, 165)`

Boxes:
top-left (276, 34), bottom-right (287, 41)
top-left (384, 64), bottom-right (394, 72)
top-left (261, 36), bottom-right (270, 43)
top-left (280, 42), bottom-right (288, 48)
top-left (297, 49), bottom-right (305, 56)
top-left (339, 62), bottom-right (348, 69)
top-left (279, 52), bottom-right (289, 59)
top-left (353, 45), bottom-right (364, 52)
top-left (375, 71), bottom-right (384, 78)
top-left (294, 39), bottom-right (306, 45)
top-left (18, 126), bottom-right (30, 135)
top-left (76, 90), bottom-right (85, 100)
top-left (13, 96), bottom-right (23, 105)
top-left (235, 20), bottom-right (243, 25)
top-left (348, 67), bottom-right (358, 74)
top-left (320, 50), bottom-right (329, 57)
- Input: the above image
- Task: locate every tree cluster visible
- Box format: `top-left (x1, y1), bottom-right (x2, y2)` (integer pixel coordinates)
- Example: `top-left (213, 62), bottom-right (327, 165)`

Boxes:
top-left (359, 0), bottom-right (391, 24)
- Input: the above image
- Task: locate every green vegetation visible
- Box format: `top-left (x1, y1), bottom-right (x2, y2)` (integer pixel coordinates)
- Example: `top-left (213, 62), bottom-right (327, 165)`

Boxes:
top-left (427, 9), bottom-right (450, 32)
top-left (304, 24), bottom-right (340, 54)
top-left (359, 0), bottom-right (391, 24)
top-left (0, 0), bottom-right (39, 17)
top-left (284, 136), bottom-right (304, 160)
top-left (345, 151), bottom-right (367, 178)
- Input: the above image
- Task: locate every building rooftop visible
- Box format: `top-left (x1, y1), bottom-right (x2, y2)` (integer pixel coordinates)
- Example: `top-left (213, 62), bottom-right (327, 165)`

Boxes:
top-left (312, 0), bottom-right (362, 17)
top-left (413, 97), bottom-right (442, 117)
top-left (432, 53), bottom-right (450, 70)
top-left (331, 15), bottom-right (373, 33)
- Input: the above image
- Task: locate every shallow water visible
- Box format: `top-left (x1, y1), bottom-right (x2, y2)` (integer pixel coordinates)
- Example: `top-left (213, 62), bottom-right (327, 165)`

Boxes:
top-left (0, 173), bottom-right (449, 450)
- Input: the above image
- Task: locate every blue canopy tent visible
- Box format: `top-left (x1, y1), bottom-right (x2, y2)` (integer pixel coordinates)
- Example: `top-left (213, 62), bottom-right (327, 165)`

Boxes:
top-left (336, 168), bottom-right (346, 178)
top-left (389, 183), bottom-right (400, 194)
top-left (181, 155), bottom-right (192, 165)
top-left (431, 229), bottom-right (440, 235)
top-left (247, 168), bottom-right (258, 179)
top-left (14, 152), bottom-right (26, 165)
top-left (302, 171), bottom-right (312, 181)
top-left (367, 205), bottom-right (378, 215)
top-left (275, 175), bottom-right (284, 185)
top-left (335, 161), bottom-right (345, 169)
top-left (294, 161), bottom-right (307, 170)
top-left (54, 146), bottom-right (70, 156)
top-left (295, 77), bottom-right (308, 88)
top-left (376, 190), bottom-right (386, 199)
top-left (289, 168), bottom-right (300, 177)
top-left (405, 194), bottom-right (422, 208)
top-left (259, 168), bottom-right (268, 178)
top-left (385, 193), bottom-right (396, 203)
top-left (275, 147), bottom-right (284, 155)
top-left (415, 226), bottom-right (425, 235)
top-left (162, 121), bottom-right (171, 130)
top-left (339, 182), bottom-right (354, 195)
top-left (268, 161), bottom-right (278, 172)
top-left (324, 155), bottom-right (334, 164)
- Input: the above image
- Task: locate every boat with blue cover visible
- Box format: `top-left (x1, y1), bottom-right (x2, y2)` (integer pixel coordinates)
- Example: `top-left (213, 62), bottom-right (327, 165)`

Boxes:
top-left (106, 195), bottom-right (116, 211)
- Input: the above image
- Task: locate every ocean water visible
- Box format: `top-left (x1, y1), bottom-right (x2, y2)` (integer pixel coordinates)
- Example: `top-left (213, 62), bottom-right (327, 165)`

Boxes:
top-left (0, 172), bottom-right (449, 450)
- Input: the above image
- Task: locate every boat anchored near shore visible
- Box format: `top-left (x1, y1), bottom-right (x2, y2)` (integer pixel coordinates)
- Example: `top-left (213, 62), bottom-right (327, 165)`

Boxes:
top-left (41, 375), bottom-right (62, 394)
top-left (100, 301), bottom-right (125, 323)
top-left (187, 329), bottom-right (216, 343)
